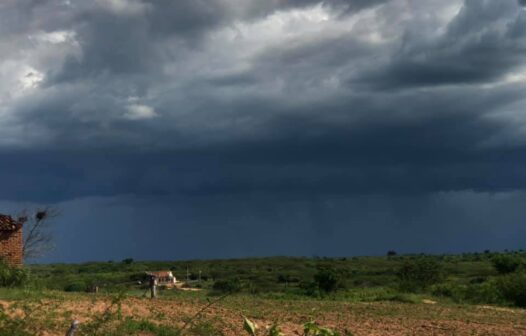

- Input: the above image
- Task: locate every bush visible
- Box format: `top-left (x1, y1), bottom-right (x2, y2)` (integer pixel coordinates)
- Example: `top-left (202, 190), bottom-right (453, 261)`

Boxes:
top-left (397, 257), bottom-right (444, 291)
top-left (430, 283), bottom-right (465, 299)
top-left (243, 318), bottom-right (342, 336)
top-left (463, 281), bottom-right (502, 304)
top-left (0, 262), bottom-right (29, 287)
top-left (431, 280), bottom-right (502, 305)
top-left (122, 258), bottom-right (134, 265)
top-left (212, 278), bottom-right (242, 294)
top-left (314, 268), bottom-right (342, 294)
top-left (492, 255), bottom-right (522, 274)
top-left (190, 319), bottom-right (225, 336)
top-left (301, 267), bottom-right (344, 296)
top-left (277, 274), bottom-right (289, 283)
top-left (387, 250), bottom-right (397, 257)
top-left (496, 272), bottom-right (526, 307)
top-left (64, 281), bottom-right (87, 292)
top-left (300, 280), bottom-right (321, 297)
top-left (431, 274), bottom-right (526, 308)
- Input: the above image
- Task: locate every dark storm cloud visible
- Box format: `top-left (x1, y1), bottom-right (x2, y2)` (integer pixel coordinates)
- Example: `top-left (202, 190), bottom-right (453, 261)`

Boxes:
top-left (354, 0), bottom-right (526, 88)
top-left (2, 82), bottom-right (526, 203)
top-left (2, 0), bottom-right (526, 261)
top-left (3, 0), bottom-right (526, 198)
top-left (43, 0), bottom-right (389, 84)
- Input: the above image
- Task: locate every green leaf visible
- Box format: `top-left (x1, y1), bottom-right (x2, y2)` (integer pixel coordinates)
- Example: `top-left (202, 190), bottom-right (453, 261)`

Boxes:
top-left (243, 317), bottom-right (258, 336)
top-left (303, 321), bottom-right (318, 335)
top-left (267, 324), bottom-right (285, 336)
top-left (303, 321), bottom-right (339, 336)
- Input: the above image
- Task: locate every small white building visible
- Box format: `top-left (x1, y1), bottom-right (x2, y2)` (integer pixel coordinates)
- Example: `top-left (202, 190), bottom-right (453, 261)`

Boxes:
top-left (145, 271), bottom-right (177, 287)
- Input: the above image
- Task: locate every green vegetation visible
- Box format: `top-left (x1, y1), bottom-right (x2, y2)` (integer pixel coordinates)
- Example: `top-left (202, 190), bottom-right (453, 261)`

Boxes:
top-left (0, 261), bottom-right (29, 287)
top-left (243, 317), bottom-right (343, 336)
top-left (397, 256), bottom-right (444, 291)
top-left (8, 251), bottom-right (523, 307)
top-left (1, 250), bottom-right (526, 334)
top-left (496, 272), bottom-right (526, 307)
top-left (491, 254), bottom-right (523, 274)
top-left (212, 277), bottom-right (242, 294)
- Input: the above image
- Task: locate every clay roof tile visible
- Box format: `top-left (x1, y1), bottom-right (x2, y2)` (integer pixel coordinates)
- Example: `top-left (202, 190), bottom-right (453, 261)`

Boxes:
top-left (0, 214), bottom-right (23, 231)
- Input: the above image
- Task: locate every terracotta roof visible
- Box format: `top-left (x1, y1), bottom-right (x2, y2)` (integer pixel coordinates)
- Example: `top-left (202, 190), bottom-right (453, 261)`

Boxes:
top-left (0, 214), bottom-right (23, 231)
top-left (145, 271), bottom-right (173, 278)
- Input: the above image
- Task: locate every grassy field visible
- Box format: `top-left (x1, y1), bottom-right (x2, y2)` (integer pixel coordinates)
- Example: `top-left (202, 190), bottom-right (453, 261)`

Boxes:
top-left (1, 288), bottom-right (526, 335)
top-left (1, 252), bottom-right (526, 335)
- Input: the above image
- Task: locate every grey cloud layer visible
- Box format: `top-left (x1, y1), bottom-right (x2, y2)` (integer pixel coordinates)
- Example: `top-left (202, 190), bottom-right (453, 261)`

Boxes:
top-left (357, 0), bottom-right (526, 88)
top-left (1, 0), bottom-right (526, 202)
top-left (3, 0), bottom-right (526, 261)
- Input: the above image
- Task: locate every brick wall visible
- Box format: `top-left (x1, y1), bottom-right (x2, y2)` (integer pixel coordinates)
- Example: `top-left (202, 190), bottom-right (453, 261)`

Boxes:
top-left (0, 227), bottom-right (23, 267)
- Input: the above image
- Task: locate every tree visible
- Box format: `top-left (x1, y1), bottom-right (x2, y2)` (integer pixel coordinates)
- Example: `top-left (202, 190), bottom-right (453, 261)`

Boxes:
top-left (122, 258), bottom-right (134, 265)
top-left (496, 272), bottom-right (526, 307)
top-left (212, 277), bottom-right (242, 293)
top-left (313, 267), bottom-right (342, 293)
top-left (387, 250), bottom-right (397, 257)
top-left (492, 254), bottom-right (522, 274)
top-left (397, 257), bottom-right (444, 291)
top-left (18, 207), bottom-right (59, 260)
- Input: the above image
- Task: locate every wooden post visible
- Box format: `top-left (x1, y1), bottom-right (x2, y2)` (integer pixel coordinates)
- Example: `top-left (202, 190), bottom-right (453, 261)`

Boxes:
top-left (66, 320), bottom-right (79, 336)
top-left (149, 276), bottom-right (157, 299)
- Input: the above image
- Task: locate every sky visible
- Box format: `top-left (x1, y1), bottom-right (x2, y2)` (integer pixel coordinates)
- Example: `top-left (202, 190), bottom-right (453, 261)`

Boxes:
top-left (1, 0), bottom-right (526, 263)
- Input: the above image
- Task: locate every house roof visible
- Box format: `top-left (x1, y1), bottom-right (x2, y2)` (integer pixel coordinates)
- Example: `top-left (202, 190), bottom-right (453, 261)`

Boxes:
top-left (0, 214), bottom-right (23, 231)
top-left (145, 271), bottom-right (173, 278)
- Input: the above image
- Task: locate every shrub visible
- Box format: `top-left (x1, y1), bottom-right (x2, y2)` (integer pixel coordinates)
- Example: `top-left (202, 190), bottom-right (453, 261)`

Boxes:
top-left (122, 258), bottom-right (134, 265)
top-left (397, 257), bottom-right (444, 291)
top-left (431, 281), bottom-right (502, 305)
top-left (277, 274), bottom-right (289, 283)
top-left (469, 276), bottom-right (487, 284)
top-left (430, 283), bottom-right (460, 298)
top-left (301, 267), bottom-right (344, 296)
top-left (0, 261), bottom-right (29, 287)
top-left (190, 319), bottom-right (225, 336)
top-left (243, 317), bottom-right (342, 336)
top-left (463, 281), bottom-right (502, 304)
top-left (212, 278), bottom-right (242, 294)
top-left (492, 255), bottom-right (522, 274)
top-left (496, 272), bottom-right (526, 307)
top-left (387, 250), bottom-right (397, 257)
top-left (114, 318), bottom-right (181, 336)
top-left (314, 268), bottom-right (342, 294)
top-left (64, 281), bottom-right (87, 292)
top-left (277, 274), bottom-right (299, 284)
top-left (300, 280), bottom-right (321, 297)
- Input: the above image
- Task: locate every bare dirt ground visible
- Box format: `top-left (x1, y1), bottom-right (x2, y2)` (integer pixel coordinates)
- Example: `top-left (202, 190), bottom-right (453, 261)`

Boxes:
top-left (2, 295), bottom-right (526, 335)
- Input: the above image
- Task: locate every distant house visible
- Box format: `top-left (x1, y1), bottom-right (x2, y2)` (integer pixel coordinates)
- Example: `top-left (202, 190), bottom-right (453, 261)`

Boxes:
top-left (145, 271), bottom-right (177, 287)
top-left (0, 214), bottom-right (24, 267)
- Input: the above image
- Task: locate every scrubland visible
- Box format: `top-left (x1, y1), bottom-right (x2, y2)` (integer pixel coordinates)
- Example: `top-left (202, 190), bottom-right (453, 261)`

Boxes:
top-left (1, 252), bottom-right (526, 335)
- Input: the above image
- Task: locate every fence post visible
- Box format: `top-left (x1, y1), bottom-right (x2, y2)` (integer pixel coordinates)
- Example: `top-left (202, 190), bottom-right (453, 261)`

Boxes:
top-left (149, 276), bottom-right (157, 299)
top-left (66, 320), bottom-right (79, 336)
